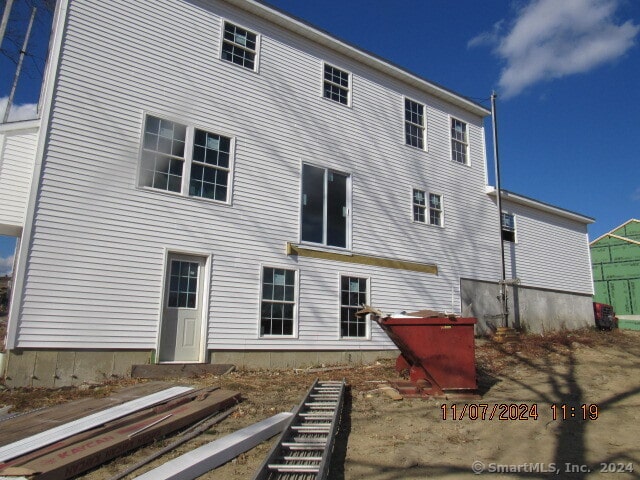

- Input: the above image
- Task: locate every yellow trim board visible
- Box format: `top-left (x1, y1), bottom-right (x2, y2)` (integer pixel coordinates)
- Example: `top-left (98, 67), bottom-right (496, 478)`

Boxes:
top-left (286, 243), bottom-right (438, 275)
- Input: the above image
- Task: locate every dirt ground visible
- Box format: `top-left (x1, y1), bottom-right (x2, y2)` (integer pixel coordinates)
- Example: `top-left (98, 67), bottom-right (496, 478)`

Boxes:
top-left (1, 329), bottom-right (640, 480)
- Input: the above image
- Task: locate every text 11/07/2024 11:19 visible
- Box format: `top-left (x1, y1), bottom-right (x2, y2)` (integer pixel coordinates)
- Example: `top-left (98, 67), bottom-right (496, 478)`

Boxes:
top-left (440, 403), bottom-right (599, 421)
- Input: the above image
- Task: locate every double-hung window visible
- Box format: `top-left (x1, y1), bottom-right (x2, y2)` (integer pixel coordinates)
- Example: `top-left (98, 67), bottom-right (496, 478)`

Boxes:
top-left (412, 189), bottom-right (443, 227)
top-left (221, 21), bottom-right (258, 70)
top-left (451, 118), bottom-right (468, 164)
top-left (140, 114), bottom-right (233, 203)
top-left (323, 63), bottom-right (350, 105)
top-left (501, 212), bottom-right (516, 242)
top-left (301, 164), bottom-right (350, 248)
top-left (429, 193), bottom-right (443, 226)
top-left (405, 98), bottom-right (425, 149)
top-left (340, 276), bottom-right (369, 338)
top-left (260, 267), bottom-right (296, 336)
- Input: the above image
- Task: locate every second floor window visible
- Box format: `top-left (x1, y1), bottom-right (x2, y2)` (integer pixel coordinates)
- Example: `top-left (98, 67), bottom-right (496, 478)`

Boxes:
top-left (301, 164), bottom-right (350, 248)
top-left (140, 114), bottom-right (233, 203)
top-left (405, 98), bottom-right (425, 149)
top-left (323, 63), bottom-right (350, 105)
top-left (502, 212), bottom-right (516, 242)
top-left (221, 21), bottom-right (258, 70)
top-left (429, 193), bottom-right (443, 226)
top-left (451, 118), bottom-right (468, 164)
top-left (413, 189), bottom-right (443, 227)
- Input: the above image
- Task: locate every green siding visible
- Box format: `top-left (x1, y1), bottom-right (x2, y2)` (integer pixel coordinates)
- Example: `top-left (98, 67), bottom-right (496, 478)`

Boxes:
top-left (590, 221), bottom-right (640, 315)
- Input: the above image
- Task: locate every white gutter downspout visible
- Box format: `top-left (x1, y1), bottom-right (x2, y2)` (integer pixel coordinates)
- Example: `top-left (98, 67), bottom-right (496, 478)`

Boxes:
top-left (5, 0), bottom-right (69, 350)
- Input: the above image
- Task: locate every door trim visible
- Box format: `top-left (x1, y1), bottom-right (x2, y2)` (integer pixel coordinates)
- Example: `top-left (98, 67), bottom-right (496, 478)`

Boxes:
top-left (156, 248), bottom-right (212, 364)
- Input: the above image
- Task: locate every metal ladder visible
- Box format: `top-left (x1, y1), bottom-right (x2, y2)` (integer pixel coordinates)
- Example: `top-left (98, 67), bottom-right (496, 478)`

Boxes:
top-left (252, 379), bottom-right (346, 480)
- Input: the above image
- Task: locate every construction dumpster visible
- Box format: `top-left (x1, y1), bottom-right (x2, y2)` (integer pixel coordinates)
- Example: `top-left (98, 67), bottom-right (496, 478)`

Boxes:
top-left (377, 316), bottom-right (477, 396)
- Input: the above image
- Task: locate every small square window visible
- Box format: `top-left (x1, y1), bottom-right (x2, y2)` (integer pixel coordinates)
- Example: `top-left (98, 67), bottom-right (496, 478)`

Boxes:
top-left (323, 64), bottom-right (350, 105)
top-left (451, 118), bottom-right (468, 164)
top-left (221, 22), bottom-right (258, 70)
top-left (405, 99), bottom-right (425, 149)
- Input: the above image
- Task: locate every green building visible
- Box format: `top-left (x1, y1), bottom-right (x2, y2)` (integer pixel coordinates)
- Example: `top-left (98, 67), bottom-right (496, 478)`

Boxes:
top-left (591, 219), bottom-right (640, 329)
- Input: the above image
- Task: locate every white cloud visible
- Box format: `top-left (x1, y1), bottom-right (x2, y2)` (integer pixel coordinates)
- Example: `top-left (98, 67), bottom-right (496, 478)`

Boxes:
top-left (470, 0), bottom-right (640, 98)
top-left (632, 187), bottom-right (640, 201)
top-left (0, 96), bottom-right (39, 122)
top-left (0, 255), bottom-right (14, 276)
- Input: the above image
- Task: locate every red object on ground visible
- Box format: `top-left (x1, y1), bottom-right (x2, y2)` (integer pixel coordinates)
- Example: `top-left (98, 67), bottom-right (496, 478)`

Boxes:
top-left (377, 316), bottom-right (478, 396)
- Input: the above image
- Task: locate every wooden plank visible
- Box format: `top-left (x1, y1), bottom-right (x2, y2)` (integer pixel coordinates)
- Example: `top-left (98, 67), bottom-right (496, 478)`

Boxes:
top-left (0, 387), bottom-right (193, 463)
top-left (0, 389), bottom-right (241, 480)
top-left (133, 412), bottom-right (294, 480)
top-left (0, 382), bottom-right (175, 447)
top-left (286, 243), bottom-right (438, 275)
top-left (131, 364), bottom-right (235, 379)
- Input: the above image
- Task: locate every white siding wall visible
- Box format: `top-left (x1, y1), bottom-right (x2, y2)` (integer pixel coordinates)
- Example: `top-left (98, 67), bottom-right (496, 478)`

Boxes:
top-left (0, 128), bottom-right (38, 234)
top-left (15, 0), bottom-right (501, 350)
top-left (502, 200), bottom-right (593, 295)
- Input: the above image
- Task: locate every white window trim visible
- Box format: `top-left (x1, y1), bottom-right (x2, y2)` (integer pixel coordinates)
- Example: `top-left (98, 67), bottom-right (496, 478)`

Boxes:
top-left (411, 187), bottom-right (444, 228)
top-left (403, 96), bottom-right (428, 152)
top-left (321, 61), bottom-right (352, 107)
top-left (299, 161), bottom-right (353, 251)
top-left (257, 263), bottom-right (300, 339)
top-left (137, 111), bottom-right (236, 206)
top-left (219, 18), bottom-right (261, 74)
top-left (450, 115), bottom-right (470, 166)
top-left (337, 272), bottom-right (372, 340)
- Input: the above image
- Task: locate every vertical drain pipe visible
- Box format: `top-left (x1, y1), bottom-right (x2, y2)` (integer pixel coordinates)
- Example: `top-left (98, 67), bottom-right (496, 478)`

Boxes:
top-left (491, 92), bottom-right (508, 328)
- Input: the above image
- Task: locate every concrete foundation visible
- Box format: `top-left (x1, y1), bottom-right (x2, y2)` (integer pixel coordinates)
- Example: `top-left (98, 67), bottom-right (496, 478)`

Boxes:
top-left (3, 348), bottom-right (399, 387)
top-left (3, 350), bottom-right (152, 388)
top-left (461, 278), bottom-right (594, 335)
top-left (209, 349), bottom-right (399, 369)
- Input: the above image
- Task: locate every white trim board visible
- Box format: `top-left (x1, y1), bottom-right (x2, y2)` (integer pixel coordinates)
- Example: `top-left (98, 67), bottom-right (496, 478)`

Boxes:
top-left (0, 386), bottom-right (193, 463)
top-left (134, 412), bottom-right (294, 480)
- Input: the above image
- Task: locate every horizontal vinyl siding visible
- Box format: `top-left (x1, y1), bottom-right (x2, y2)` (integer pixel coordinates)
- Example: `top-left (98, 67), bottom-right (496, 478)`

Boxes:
top-left (17, 0), bottom-right (500, 350)
top-left (0, 130), bottom-right (38, 229)
top-left (503, 200), bottom-right (593, 294)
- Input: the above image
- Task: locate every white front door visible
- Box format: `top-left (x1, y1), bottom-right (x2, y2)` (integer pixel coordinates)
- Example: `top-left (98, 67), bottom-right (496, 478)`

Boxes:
top-left (159, 254), bottom-right (206, 362)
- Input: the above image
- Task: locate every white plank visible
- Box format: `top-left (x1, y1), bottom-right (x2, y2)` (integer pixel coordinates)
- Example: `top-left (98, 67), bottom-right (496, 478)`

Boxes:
top-left (133, 412), bottom-right (294, 480)
top-left (0, 386), bottom-right (193, 463)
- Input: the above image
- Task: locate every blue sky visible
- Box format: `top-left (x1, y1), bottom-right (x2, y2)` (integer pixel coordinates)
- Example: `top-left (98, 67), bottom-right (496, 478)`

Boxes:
top-left (1, 0), bottom-right (639, 275)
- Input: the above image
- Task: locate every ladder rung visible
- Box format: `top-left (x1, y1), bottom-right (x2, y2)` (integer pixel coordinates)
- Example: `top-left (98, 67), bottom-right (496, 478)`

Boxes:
top-left (282, 455), bottom-right (323, 461)
top-left (268, 464), bottom-right (320, 473)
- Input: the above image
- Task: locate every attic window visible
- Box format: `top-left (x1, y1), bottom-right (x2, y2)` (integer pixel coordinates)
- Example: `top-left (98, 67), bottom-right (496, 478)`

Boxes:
top-left (323, 63), bottom-right (350, 105)
top-left (501, 212), bottom-right (516, 242)
top-left (221, 21), bottom-right (258, 70)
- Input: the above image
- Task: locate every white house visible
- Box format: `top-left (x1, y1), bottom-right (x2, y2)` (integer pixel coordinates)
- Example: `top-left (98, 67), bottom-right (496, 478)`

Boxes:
top-left (0, 0), bottom-right (594, 386)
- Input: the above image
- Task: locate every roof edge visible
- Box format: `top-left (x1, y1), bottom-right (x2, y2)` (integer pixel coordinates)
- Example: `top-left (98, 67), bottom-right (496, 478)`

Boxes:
top-left (224, 0), bottom-right (491, 117)
top-left (590, 219), bottom-right (640, 245)
top-left (486, 187), bottom-right (595, 224)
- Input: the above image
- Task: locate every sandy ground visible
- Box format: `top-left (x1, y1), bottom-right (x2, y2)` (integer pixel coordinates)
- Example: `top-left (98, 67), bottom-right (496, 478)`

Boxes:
top-left (2, 329), bottom-right (639, 480)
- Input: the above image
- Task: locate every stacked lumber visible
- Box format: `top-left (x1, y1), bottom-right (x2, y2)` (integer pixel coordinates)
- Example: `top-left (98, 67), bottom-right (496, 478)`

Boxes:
top-left (0, 386), bottom-right (240, 480)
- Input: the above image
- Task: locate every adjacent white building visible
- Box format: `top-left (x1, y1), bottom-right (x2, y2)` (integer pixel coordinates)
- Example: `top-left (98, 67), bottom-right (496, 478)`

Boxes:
top-left (0, 0), bottom-right (594, 386)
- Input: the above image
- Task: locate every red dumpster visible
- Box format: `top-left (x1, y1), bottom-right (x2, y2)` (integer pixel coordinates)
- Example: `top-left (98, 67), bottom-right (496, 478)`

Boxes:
top-left (377, 316), bottom-right (477, 395)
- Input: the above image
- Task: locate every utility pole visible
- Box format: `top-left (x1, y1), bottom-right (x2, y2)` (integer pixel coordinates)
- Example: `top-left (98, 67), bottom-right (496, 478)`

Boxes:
top-left (2, 6), bottom-right (36, 123)
top-left (0, 0), bottom-right (15, 50)
top-left (491, 91), bottom-right (508, 328)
